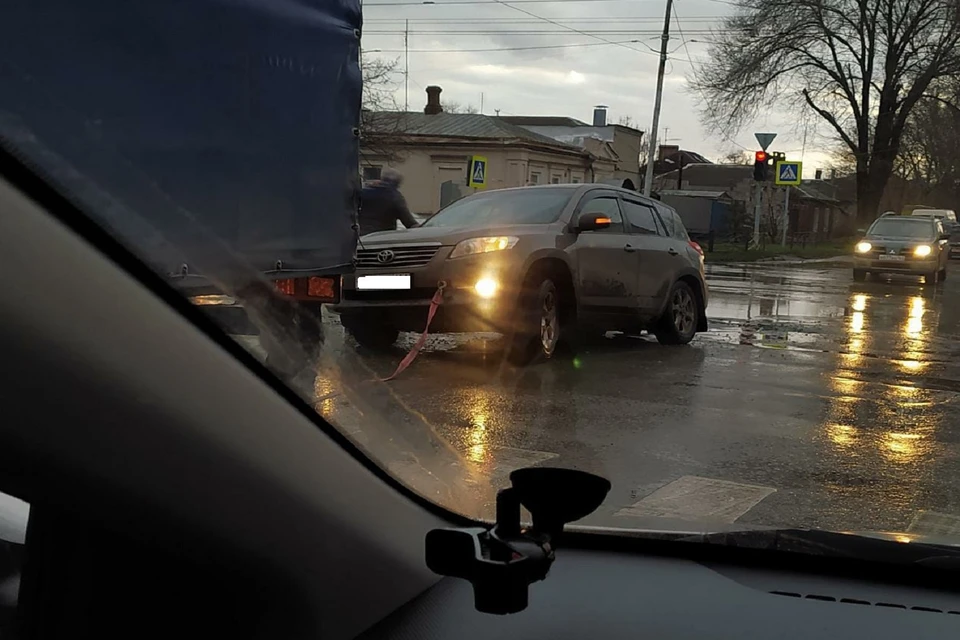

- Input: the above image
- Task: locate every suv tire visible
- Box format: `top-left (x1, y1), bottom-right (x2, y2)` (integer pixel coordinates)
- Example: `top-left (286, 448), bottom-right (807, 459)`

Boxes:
top-left (508, 278), bottom-right (560, 365)
top-left (655, 280), bottom-right (700, 346)
top-left (341, 313), bottom-right (399, 351)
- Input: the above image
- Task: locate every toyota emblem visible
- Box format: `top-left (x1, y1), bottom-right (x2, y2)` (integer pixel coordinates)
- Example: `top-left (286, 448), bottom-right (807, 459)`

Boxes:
top-left (377, 249), bottom-right (395, 264)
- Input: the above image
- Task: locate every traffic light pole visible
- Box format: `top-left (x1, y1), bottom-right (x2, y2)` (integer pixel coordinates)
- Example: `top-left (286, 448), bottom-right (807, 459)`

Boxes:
top-left (642, 0), bottom-right (673, 197)
top-left (752, 182), bottom-right (762, 248)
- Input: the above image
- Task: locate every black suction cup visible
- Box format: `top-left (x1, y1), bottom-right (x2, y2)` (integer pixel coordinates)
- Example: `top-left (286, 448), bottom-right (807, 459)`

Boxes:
top-left (425, 466), bottom-right (612, 615)
top-left (509, 467), bottom-right (611, 536)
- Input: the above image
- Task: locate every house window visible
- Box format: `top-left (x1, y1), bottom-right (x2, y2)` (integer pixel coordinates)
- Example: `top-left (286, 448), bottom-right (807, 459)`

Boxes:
top-left (571, 178), bottom-right (581, 184)
top-left (551, 177), bottom-right (561, 184)
top-left (363, 166), bottom-right (382, 181)
top-left (530, 172), bottom-right (541, 184)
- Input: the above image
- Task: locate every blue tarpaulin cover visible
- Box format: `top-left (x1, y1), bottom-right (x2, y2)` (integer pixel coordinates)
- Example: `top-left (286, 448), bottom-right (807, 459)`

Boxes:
top-left (0, 0), bottom-right (362, 287)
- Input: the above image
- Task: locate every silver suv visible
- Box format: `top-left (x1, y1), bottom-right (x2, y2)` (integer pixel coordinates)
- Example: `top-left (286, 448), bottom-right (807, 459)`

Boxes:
top-left (334, 185), bottom-right (708, 364)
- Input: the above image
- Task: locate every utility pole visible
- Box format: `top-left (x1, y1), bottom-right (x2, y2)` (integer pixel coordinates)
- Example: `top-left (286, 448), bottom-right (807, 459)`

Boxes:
top-left (480, 92), bottom-right (484, 114)
top-left (404, 19), bottom-right (409, 112)
top-left (642, 0), bottom-right (673, 197)
top-left (781, 186), bottom-right (790, 246)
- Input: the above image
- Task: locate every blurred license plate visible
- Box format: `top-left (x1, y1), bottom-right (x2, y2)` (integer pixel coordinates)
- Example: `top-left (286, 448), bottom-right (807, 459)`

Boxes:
top-left (357, 274), bottom-right (411, 290)
top-left (879, 254), bottom-right (905, 261)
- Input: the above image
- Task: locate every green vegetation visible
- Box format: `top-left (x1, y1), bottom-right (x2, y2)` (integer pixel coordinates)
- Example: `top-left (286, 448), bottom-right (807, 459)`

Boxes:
top-left (705, 240), bottom-right (853, 264)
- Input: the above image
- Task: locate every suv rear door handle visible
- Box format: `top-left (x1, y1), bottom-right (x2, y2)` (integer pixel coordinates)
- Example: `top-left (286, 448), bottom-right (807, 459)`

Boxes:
top-left (667, 248), bottom-right (679, 256)
top-left (623, 244), bottom-right (637, 253)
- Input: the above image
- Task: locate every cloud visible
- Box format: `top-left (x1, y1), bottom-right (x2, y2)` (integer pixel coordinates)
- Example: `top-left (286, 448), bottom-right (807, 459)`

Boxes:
top-left (361, 0), bottom-right (837, 165)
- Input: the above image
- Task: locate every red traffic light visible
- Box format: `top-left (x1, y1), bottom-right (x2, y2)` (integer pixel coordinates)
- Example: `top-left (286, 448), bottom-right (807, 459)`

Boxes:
top-left (755, 151), bottom-right (768, 163)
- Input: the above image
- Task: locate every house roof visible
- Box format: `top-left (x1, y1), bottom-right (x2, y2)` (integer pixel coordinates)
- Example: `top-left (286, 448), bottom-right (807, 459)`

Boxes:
top-left (657, 163), bottom-right (752, 187)
top-left (367, 111), bottom-right (582, 152)
top-left (499, 116), bottom-right (589, 127)
top-left (797, 179), bottom-right (849, 203)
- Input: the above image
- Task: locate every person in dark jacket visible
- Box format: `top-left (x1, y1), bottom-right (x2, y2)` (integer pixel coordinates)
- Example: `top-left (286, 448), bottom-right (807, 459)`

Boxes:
top-left (359, 168), bottom-right (419, 235)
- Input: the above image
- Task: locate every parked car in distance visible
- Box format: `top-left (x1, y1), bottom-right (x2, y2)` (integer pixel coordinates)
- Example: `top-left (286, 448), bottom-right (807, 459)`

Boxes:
top-left (910, 210), bottom-right (960, 259)
top-left (853, 216), bottom-right (950, 283)
top-left (911, 208), bottom-right (958, 224)
top-left (334, 184), bottom-right (708, 364)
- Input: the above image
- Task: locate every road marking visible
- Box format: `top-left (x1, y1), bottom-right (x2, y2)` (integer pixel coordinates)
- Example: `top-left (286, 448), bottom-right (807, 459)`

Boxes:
top-left (462, 446), bottom-right (558, 492)
top-left (464, 445), bottom-right (557, 472)
top-left (907, 510), bottom-right (960, 537)
top-left (615, 475), bottom-right (776, 523)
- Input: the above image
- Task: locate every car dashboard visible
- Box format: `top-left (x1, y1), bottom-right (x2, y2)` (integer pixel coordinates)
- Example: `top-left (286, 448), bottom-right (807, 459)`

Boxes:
top-left (361, 549), bottom-right (960, 639)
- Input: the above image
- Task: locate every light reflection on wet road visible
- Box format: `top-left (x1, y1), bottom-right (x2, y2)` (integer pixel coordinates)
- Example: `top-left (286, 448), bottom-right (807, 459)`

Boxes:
top-left (311, 263), bottom-right (960, 536)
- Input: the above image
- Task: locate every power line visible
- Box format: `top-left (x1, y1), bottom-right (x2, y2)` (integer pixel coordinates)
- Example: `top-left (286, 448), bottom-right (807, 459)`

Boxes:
top-left (671, 3), bottom-right (748, 151)
top-left (372, 38), bottom-right (644, 53)
top-left (364, 16), bottom-right (729, 22)
top-left (481, 0), bottom-right (665, 57)
top-left (365, 29), bottom-right (732, 34)
top-left (365, 0), bottom-right (665, 5)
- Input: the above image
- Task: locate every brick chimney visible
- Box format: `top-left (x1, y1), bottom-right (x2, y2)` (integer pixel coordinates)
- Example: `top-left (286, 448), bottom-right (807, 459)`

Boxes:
top-left (425, 86), bottom-right (443, 115)
top-left (593, 105), bottom-right (608, 127)
top-left (658, 144), bottom-right (680, 162)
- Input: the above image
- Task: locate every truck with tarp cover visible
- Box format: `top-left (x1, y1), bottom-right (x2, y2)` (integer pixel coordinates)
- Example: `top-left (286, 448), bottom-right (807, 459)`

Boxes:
top-left (0, 0), bottom-right (362, 375)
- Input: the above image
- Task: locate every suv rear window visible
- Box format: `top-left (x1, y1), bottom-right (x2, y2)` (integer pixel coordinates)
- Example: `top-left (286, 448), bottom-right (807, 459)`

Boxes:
top-left (422, 188), bottom-right (575, 228)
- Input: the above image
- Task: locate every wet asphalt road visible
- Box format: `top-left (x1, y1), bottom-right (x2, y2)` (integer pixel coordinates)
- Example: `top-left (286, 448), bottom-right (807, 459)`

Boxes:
top-left (246, 262), bottom-right (960, 537)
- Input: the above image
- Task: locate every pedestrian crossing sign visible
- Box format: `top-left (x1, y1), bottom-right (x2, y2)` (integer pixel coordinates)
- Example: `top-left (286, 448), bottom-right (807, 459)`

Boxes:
top-left (468, 155), bottom-right (487, 189)
top-left (775, 160), bottom-right (802, 186)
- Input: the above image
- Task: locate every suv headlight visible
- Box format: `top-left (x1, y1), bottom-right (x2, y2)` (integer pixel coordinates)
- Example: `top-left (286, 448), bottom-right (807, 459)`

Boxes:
top-left (914, 244), bottom-right (932, 257)
top-left (856, 241), bottom-right (872, 253)
top-left (449, 236), bottom-right (519, 259)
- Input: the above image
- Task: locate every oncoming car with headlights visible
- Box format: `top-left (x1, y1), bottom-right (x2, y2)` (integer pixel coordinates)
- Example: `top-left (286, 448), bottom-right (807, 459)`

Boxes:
top-left (334, 184), bottom-right (708, 363)
top-left (853, 215), bottom-right (950, 283)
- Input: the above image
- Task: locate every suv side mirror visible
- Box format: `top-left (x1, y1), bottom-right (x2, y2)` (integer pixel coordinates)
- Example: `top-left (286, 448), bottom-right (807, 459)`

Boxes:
top-left (576, 212), bottom-right (613, 232)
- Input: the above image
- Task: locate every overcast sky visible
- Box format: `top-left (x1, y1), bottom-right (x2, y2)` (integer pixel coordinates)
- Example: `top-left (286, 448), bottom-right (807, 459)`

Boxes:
top-left (361, 0), bottom-right (834, 178)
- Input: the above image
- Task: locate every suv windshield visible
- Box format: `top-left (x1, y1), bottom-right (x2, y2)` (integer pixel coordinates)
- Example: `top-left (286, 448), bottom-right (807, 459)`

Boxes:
top-left (6, 0), bottom-right (960, 558)
top-left (868, 219), bottom-right (936, 239)
top-left (421, 188), bottom-right (575, 228)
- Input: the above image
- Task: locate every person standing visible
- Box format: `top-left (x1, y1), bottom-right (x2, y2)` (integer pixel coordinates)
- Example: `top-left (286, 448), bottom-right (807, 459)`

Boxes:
top-left (359, 168), bottom-right (419, 235)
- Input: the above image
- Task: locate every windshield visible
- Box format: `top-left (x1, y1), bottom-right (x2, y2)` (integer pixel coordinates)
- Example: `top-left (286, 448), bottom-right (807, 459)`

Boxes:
top-left (6, 0), bottom-right (960, 556)
top-left (868, 219), bottom-right (936, 239)
top-left (421, 188), bottom-right (574, 228)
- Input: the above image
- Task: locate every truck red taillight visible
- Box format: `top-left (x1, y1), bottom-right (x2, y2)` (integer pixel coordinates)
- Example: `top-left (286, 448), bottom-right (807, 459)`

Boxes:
top-left (274, 278), bottom-right (296, 296)
top-left (273, 276), bottom-right (340, 303)
top-left (307, 276), bottom-right (336, 299)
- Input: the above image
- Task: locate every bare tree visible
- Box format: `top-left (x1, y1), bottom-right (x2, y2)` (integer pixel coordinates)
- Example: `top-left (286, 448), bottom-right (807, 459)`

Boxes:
top-left (896, 77), bottom-right (960, 200)
top-left (617, 115), bottom-right (637, 128)
top-left (719, 150), bottom-right (752, 165)
top-left (441, 101), bottom-right (479, 114)
top-left (692, 0), bottom-right (960, 221)
top-left (359, 55), bottom-right (404, 163)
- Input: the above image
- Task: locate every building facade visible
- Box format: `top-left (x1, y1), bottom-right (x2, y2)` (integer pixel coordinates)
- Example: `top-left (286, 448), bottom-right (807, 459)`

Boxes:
top-left (361, 87), bottom-right (617, 215)
top-left (501, 108), bottom-right (644, 188)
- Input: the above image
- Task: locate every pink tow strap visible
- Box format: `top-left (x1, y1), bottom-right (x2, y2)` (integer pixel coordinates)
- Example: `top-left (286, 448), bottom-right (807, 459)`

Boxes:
top-left (378, 283), bottom-right (445, 382)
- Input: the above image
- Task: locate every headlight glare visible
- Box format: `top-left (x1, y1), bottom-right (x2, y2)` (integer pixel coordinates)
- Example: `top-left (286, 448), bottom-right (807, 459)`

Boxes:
top-left (856, 241), bottom-right (872, 253)
top-left (474, 278), bottom-right (499, 298)
top-left (914, 244), bottom-right (932, 257)
top-left (449, 236), bottom-right (519, 259)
